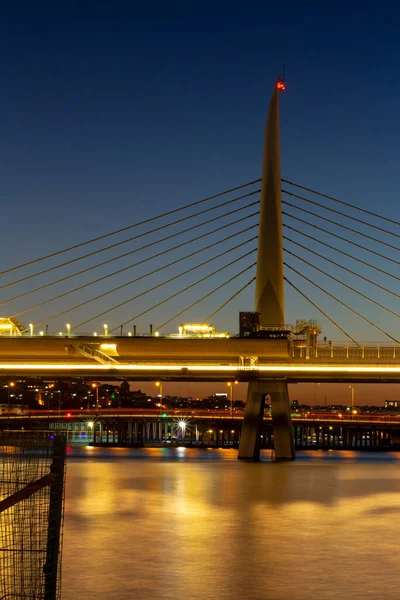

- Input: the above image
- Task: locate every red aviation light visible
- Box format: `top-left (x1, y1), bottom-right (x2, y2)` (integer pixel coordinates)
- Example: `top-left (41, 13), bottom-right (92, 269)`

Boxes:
top-left (276, 80), bottom-right (285, 91)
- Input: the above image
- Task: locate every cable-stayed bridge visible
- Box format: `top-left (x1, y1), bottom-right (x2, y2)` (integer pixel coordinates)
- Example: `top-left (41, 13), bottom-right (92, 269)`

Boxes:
top-left (2, 173), bottom-right (399, 362)
top-left (1, 81), bottom-right (400, 459)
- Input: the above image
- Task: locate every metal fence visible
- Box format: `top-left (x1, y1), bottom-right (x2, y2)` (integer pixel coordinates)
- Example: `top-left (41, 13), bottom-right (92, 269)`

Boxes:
top-left (0, 431), bottom-right (66, 600)
top-left (292, 343), bottom-right (400, 361)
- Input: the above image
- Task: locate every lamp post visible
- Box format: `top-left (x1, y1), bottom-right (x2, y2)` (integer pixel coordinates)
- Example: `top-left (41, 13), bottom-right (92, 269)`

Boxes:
top-left (155, 381), bottom-right (163, 414)
top-left (91, 383), bottom-right (99, 410)
top-left (313, 382), bottom-right (321, 409)
top-left (103, 324), bottom-right (108, 337)
top-left (8, 382), bottom-right (15, 410)
top-left (227, 381), bottom-right (238, 418)
top-left (29, 324), bottom-right (33, 336)
top-left (66, 323), bottom-right (71, 336)
top-left (349, 385), bottom-right (355, 409)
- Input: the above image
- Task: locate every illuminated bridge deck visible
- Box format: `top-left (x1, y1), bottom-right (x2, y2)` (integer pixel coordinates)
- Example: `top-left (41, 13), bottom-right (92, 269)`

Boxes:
top-left (0, 336), bottom-right (400, 381)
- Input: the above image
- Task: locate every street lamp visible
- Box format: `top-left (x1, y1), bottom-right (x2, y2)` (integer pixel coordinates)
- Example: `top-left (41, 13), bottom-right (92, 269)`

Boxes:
top-left (349, 385), bottom-right (355, 409)
top-left (91, 383), bottom-right (99, 410)
top-left (29, 324), bottom-right (33, 336)
top-left (8, 382), bottom-right (15, 410)
top-left (103, 324), bottom-right (108, 337)
top-left (226, 381), bottom-right (238, 418)
top-left (87, 421), bottom-right (95, 443)
top-left (66, 323), bottom-right (71, 336)
top-left (155, 381), bottom-right (163, 413)
top-left (178, 420), bottom-right (186, 440)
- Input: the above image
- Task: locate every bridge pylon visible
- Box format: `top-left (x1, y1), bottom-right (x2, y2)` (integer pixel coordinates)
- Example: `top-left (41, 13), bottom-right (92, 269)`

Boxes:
top-left (238, 81), bottom-right (295, 462)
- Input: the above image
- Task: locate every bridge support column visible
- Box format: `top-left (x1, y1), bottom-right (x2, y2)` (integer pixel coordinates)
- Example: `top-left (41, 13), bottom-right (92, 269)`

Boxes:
top-left (239, 381), bottom-right (294, 461)
top-left (238, 81), bottom-right (295, 462)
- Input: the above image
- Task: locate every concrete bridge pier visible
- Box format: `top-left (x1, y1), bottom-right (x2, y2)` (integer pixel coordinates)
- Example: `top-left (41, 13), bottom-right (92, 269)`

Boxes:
top-left (238, 381), bottom-right (294, 461)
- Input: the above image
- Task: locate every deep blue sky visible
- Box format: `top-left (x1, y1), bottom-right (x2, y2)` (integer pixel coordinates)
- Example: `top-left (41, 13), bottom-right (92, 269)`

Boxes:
top-left (1, 2), bottom-right (400, 402)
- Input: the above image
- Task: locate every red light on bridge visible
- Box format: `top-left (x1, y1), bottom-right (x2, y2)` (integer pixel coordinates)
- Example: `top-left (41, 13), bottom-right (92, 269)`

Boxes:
top-left (276, 80), bottom-right (285, 91)
top-left (65, 412), bottom-right (72, 418)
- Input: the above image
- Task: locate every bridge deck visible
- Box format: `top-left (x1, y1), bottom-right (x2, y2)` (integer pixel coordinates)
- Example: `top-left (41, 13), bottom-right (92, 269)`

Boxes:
top-left (0, 337), bottom-right (399, 381)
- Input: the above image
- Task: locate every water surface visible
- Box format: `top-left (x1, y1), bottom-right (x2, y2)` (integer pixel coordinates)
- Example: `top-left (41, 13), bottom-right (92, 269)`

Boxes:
top-left (62, 448), bottom-right (400, 599)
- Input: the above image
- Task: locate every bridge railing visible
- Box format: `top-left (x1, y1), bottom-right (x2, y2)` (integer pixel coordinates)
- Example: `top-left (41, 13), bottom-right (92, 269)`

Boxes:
top-left (292, 343), bottom-right (400, 360)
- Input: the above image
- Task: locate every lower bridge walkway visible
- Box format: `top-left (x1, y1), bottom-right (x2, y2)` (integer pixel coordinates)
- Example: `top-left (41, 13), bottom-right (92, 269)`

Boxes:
top-left (1, 409), bottom-right (399, 451)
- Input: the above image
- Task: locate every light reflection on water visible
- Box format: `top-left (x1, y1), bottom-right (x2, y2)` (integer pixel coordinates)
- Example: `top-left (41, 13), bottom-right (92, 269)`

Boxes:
top-left (62, 449), bottom-right (400, 599)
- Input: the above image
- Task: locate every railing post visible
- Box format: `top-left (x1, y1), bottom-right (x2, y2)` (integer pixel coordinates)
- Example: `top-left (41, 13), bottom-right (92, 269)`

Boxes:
top-left (362, 346), bottom-right (364, 359)
top-left (346, 345), bottom-right (349, 359)
top-left (330, 344), bottom-right (333, 359)
top-left (44, 434), bottom-right (67, 600)
top-left (378, 345), bottom-right (380, 359)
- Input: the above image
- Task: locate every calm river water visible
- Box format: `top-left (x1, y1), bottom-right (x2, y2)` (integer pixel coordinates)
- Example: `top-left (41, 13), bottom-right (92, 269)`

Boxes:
top-left (62, 448), bottom-right (400, 599)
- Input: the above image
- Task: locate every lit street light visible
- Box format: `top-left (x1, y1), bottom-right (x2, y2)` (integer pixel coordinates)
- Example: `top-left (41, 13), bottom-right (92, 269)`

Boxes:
top-left (155, 381), bottom-right (163, 414)
top-left (226, 381), bottom-right (238, 417)
top-left (178, 420), bottom-right (186, 440)
top-left (91, 383), bottom-right (99, 410)
top-left (66, 323), bottom-right (71, 336)
top-left (87, 420), bottom-right (95, 443)
top-left (8, 382), bottom-right (15, 410)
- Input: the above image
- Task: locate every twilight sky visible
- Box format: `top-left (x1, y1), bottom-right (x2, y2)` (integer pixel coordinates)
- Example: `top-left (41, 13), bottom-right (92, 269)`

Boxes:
top-left (1, 2), bottom-right (400, 403)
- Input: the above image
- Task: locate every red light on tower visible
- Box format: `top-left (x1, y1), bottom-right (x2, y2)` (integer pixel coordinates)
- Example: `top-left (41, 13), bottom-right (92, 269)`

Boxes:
top-left (276, 80), bottom-right (285, 91)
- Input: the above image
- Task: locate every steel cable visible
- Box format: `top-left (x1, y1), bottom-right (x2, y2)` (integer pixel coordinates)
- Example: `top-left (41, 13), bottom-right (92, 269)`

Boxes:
top-left (283, 224), bottom-right (400, 283)
top-left (283, 200), bottom-right (400, 254)
top-left (282, 179), bottom-right (400, 227)
top-left (110, 256), bottom-right (257, 332)
top-left (283, 189), bottom-right (400, 240)
top-left (283, 213), bottom-right (400, 268)
top-left (2, 189), bottom-right (260, 291)
top-left (6, 208), bottom-right (259, 312)
top-left (40, 241), bottom-right (257, 329)
top-left (284, 276), bottom-right (360, 346)
top-left (285, 248), bottom-right (400, 320)
top-left (285, 263), bottom-right (400, 344)
top-left (0, 179), bottom-right (261, 276)
top-left (155, 269), bottom-right (255, 332)
top-left (284, 236), bottom-right (400, 300)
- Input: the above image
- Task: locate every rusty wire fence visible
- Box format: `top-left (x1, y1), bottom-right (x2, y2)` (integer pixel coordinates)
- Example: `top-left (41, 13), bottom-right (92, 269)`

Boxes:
top-left (0, 431), bottom-right (66, 600)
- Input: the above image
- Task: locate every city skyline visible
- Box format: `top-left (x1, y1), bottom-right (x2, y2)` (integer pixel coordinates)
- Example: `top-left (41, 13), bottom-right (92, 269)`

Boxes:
top-left (132, 381), bottom-right (400, 407)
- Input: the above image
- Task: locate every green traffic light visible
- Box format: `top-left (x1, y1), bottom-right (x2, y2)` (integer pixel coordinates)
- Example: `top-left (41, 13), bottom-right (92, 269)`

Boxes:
top-left (162, 413), bottom-right (168, 418)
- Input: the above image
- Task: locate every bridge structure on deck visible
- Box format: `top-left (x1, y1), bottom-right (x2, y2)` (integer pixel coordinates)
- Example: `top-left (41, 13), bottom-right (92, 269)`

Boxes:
top-left (1, 79), bottom-right (400, 460)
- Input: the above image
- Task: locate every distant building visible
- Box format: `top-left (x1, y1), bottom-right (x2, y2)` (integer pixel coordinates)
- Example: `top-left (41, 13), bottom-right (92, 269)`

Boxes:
top-left (385, 400), bottom-right (400, 409)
